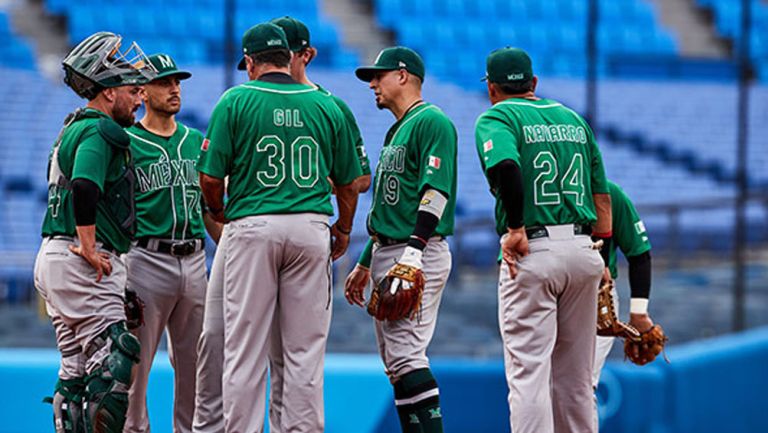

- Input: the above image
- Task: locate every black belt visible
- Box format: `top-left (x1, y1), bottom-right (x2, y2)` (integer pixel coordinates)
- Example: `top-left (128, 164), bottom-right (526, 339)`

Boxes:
top-left (525, 224), bottom-right (592, 240)
top-left (372, 233), bottom-right (445, 247)
top-left (137, 238), bottom-right (204, 257)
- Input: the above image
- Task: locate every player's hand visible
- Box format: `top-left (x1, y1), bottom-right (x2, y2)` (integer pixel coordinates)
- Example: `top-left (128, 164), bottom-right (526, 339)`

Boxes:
top-left (330, 223), bottom-right (350, 260)
top-left (629, 313), bottom-right (654, 334)
top-left (601, 266), bottom-right (611, 285)
top-left (69, 244), bottom-right (112, 282)
top-left (501, 227), bottom-right (529, 279)
top-left (344, 264), bottom-right (370, 307)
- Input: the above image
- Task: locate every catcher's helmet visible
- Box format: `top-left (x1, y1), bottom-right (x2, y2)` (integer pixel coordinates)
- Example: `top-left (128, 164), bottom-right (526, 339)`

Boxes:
top-left (63, 31), bottom-right (157, 100)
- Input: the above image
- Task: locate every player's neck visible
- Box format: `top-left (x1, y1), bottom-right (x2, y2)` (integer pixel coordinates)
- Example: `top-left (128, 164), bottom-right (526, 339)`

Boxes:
top-left (140, 111), bottom-right (177, 137)
top-left (494, 92), bottom-right (538, 104)
top-left (86, 98), bottom-right (113, 119)
top-left (391, 94), bottom-right (424, 121)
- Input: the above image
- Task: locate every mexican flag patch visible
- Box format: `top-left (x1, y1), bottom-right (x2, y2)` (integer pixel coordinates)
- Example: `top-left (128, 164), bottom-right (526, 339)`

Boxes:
top-left (201, 138), bottom-right (210, 151)
top-left (428, 155), bottom-right (441, 169)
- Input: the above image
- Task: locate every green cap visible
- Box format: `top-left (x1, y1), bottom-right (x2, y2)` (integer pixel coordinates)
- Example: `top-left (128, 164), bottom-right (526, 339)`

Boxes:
top-left (237, 22), bottom-right (290, 70)
top-left (270, 16), bottom-right (310, 52)
top-left (355, 46), bottom-right (425, 82)
top-left (483, 47), bottom-right (533, 84)
top-left (147, 53), bottom-right (191, 80)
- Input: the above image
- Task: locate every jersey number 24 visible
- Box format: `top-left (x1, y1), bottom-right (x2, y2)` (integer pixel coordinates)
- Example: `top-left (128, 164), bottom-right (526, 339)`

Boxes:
top-left (533, 151), bottom-right (585, 206)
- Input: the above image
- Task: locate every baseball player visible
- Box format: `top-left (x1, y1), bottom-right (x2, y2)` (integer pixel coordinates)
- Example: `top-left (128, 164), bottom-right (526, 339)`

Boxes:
top-left (196, 23), bottom-right (361, 433)
top-left (191, 17), bottom-right (372, 433)
top-left (473, 47), bottom-right (612, 433)
top-left (123, 53), bottom-right (221, 433)
top-left (592, 180), bottom-right (654, 429)
top-left (345, 46), bottom-right (458, 433)
top-left (34, 32), bottom-right (156, 433)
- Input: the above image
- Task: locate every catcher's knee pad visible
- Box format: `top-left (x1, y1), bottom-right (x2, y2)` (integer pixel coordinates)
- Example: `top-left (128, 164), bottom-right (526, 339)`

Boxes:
top-left (44, 377), bottom-right (87, 433)
top-left (83, 322), bottom-right (140, 433)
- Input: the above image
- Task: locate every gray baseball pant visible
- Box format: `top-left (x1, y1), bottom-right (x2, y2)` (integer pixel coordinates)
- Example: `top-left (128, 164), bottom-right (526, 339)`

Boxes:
top-left (222, 213), bottom-right (332, 433)
top-left (124, 246), bottom-right (207, 433)
top-left (193, 230), bottom-right (228, 433)
top-left (592, 283), bottom-right (619, 432)
top-left (370, 238), bottom-right (451, 380)
top-left (33, 237), bottom-right (127, 378)
top-left (498, 226), bottom-right (603, 433)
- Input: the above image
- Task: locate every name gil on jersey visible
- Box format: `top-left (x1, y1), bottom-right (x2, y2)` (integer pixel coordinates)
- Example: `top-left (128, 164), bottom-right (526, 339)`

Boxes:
top-left (135, 157), bottom-right (198, 193)
top-left (523, 124), bottom-right (587, 145)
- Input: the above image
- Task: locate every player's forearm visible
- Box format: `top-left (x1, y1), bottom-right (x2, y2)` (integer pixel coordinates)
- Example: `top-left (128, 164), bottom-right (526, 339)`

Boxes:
top-left (334, 181), bottom-right (358, 234)
top-left (354, 174), bottom-right (372, 193)
top-left (357, 238), bottom-right (374, 268)
top-left (627, 251), bottom-right (652, 313)
top-left (406, 188), bottom-right (448, 250)
top-left (203, 212), bottom-right (223, 244)
top-left (592, 193), bottom-right (612, 235)
top-left (199, 173), bottom-right (226, 220)
top-left (74, 224), bottom-right (98, 255)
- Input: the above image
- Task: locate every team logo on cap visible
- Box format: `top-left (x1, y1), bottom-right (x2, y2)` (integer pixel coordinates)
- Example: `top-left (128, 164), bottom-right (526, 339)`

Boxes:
top-left (507, 73), bottom-right (524, 80)
top-left (267, 39), bottom-right (283, 46)
top-left (398, 61), bottom-right (407, 68)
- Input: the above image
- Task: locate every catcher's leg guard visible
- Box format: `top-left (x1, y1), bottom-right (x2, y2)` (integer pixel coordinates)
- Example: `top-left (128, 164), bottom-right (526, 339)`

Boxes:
top-left (83, 322), bottom-right (140, 433)
top-left (44, 377), bottom-right (87, 433)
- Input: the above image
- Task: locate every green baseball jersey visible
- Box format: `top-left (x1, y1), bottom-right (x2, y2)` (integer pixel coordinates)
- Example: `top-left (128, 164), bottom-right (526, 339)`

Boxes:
top-left (607, 181), bottom-right (651, 279)
top-left (196, 80), bottom-right (362, 220)
top-left (316, 84), bottom-right (371, 176)
top-left (475, 98), bottom-right (609, 236)
top-left (41, 108), bottom-right (133, 253)
top-left (367, 103), bottom-right (457, 240)
top-left (126, 122), bottom-right (205, 240)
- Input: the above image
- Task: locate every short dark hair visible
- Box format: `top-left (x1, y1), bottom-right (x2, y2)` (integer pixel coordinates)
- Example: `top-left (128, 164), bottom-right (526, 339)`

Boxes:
top-left (249, 48), bottom-right (291, 68)
top-left (496, 79), bottom-right (534, 95)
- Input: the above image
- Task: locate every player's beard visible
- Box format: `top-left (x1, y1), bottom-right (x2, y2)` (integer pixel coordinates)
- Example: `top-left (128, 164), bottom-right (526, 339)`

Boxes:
top-left (113, 101), bottom-right (137, 127)
top-left (160, 96), bottom-right (181, 116)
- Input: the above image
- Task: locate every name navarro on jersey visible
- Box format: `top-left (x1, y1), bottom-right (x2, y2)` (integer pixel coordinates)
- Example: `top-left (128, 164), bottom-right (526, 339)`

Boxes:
top-left (135, 157), bottom-right (198, 193)
top-left (523, 124), bottom-right (587, 145)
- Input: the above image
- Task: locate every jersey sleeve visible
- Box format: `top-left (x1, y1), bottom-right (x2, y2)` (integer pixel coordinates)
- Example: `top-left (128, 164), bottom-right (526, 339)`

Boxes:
top-left (333, 95), bottom-right (371, 176)
top-left (196, 94), bottom-right (234, 179)
top-left (71, 127), bottom-right (112, 192)
top-left (609, 182), bottom-right (651, 257)
top-left (586, 125), bottom-right (609, 194)
top-left (329, 105), bottom-right (363, 186)
top-left (474, 110), bottom-right (521, 173)
top-left (416, 112), bottom-right (457, 197)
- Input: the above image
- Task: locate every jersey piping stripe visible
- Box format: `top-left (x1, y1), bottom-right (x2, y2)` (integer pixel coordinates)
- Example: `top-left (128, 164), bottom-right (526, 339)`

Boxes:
top-left (394, 388), bottom-right (440, 406)
top-left (389, 104), bottom-right (437, 145)
top-left (239, 84), bottom-right (317, 95)
top-left (495, 101), bottom-right (563, 109)
top-left (176, 124), bottom-right (190, 241)
top-left (126, 130), bottom-right (178, 240)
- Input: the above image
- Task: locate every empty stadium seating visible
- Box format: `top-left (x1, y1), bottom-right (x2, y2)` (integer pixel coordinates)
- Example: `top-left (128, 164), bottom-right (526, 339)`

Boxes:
top-left (0, 11), bottom-right (35, 69)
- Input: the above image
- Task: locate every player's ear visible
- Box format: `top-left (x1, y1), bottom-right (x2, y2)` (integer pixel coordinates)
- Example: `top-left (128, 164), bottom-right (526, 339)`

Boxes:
top-left (486, 81), bottom-right (496, 102)
top-left (305, 48), bottom-right (317, 65)
top-left (531, 76), bottom-right (538, 92)
top-left (101, 87), bottom-right (117, 103)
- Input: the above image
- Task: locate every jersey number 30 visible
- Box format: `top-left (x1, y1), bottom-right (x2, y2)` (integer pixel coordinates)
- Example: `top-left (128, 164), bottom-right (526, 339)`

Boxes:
top-left (533, 151), bottom-right (585, 206)
top-left (255, 135), bottom-right (319, 188)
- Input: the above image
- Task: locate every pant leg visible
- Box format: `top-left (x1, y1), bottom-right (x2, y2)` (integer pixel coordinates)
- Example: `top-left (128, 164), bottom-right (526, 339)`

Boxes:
top-left (166, 249), bottom-right (207, 433)
top-left (222, 217), bottom-right (280, 433)
top-left (124, 248), bottom-right (180, 433)
top-left (497, 239), bottom-right (559, 433)
top-left (592, 285), bottom-right (618, 432)
top-left (551, 236), bottom-right (603, 433)
top-left (269, 313), bottom-right (285, 433)
top-left (276, 214), bottom-right (331, 433)
top-left (35, 238), bottom-right (127, 373)
top-left (194, 233), bottom-right (228, 433)
top-left (370, 240), bottom-right (451, 379)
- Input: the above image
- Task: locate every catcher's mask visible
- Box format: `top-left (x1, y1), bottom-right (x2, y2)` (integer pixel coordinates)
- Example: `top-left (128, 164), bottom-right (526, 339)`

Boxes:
top-left (63, 31), bottom-right (157, 99)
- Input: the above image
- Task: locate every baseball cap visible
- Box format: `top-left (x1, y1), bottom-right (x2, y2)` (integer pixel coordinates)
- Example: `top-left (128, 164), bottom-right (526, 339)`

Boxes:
top-left (482, 47), bottom-right (533, 84)
top-left (270, 16), bottom-right (311, 52)
top-left (237, 22), bottom-right (290, 70)
top-left (355, 46), bottom-right (425, 82)
top-left (147, 53), bottom-right (191, 81)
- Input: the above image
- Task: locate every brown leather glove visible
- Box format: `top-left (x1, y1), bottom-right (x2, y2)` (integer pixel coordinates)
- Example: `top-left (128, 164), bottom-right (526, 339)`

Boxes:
top-left (596, 279), bottom-right (641, 340)
top-left (624, 324), bottom-right (669, 366)
top-left (367, 263), bottom-right (425, 322)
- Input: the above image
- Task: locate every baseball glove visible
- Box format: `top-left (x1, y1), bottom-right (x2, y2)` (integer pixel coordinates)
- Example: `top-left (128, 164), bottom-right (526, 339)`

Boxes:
top-left (367, 263), bottom-right (425, 321)
top-left (596, 279), bottom-right (641, 340)
top-left (124, 288), bottom-right (145, 330)
top-left (624, 324), bottom-right (669, 365)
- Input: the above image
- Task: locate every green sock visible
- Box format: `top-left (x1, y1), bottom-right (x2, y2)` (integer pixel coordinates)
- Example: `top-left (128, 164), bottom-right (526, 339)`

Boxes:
top-left (394, 369), bottom-right (443, 433)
